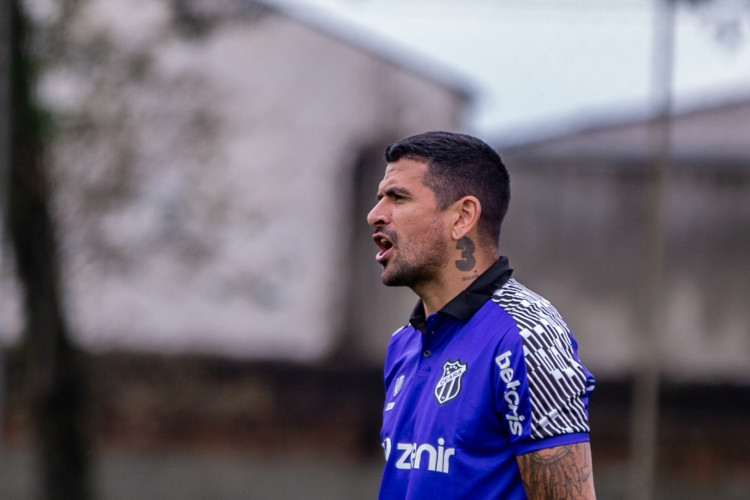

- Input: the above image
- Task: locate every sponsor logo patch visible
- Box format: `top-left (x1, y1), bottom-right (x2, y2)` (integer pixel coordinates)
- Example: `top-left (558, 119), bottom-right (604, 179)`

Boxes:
top-left (393, 375), bottom-right (405, 396)
top-left (495, 350), bottom-right (525, 436)
top-left (382, 437), bottom-right (456, 473)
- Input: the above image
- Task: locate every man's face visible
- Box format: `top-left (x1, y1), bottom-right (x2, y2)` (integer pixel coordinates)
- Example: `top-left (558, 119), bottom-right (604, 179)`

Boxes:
top-left (367, 158), bottom-right (450, 288)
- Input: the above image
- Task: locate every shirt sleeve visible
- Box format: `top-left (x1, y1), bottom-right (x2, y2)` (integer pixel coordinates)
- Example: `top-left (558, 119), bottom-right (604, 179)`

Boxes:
top-left (494, 308), bottom-right (595, 456)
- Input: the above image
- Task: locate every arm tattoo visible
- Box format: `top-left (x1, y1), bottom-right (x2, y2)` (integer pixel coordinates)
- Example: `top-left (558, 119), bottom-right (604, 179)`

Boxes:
top-left (455, 236), bottom-right (476, 272)
top-left (517, 443), bottom-right (595, 499)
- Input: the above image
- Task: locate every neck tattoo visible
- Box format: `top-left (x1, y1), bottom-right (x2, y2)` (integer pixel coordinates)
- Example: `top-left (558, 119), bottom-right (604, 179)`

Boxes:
top-left (455, 236), bottom-right (476, 272)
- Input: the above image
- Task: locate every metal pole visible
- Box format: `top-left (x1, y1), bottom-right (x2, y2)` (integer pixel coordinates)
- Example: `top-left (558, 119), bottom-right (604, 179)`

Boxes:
top-left (629, 0), bottom-right (675, 499)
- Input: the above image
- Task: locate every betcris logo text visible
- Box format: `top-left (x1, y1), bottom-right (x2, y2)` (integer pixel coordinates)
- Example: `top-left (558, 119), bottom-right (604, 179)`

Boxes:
top-left (495, 350), bottom-right (525, 436)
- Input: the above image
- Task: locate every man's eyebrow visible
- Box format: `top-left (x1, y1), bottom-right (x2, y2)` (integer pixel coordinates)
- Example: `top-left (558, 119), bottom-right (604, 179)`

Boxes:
top-left (377, 186), bottom-right (410, 201)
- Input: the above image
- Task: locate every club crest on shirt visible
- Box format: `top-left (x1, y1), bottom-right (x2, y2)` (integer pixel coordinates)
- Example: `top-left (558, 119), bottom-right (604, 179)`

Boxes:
top-left (434, 359), bottom-right (468, 405)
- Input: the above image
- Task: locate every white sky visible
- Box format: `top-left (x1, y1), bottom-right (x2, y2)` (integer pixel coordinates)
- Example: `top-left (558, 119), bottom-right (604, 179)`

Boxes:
top-left (280, 0), bottom-right (750, 141)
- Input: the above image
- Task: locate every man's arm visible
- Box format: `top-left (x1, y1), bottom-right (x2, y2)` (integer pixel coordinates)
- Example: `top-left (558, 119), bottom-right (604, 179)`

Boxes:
top-left (516, 442), bottom-right (596, 499)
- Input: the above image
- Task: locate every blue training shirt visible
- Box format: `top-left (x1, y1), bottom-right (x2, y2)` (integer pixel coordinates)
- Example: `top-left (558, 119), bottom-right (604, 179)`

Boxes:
top-left (379, 257), bottom-right (595, 499)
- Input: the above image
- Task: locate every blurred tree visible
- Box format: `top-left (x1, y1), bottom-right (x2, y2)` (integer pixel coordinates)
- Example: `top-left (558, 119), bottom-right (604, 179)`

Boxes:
top-left (7, 0), bottom-right (92, 498)
top-left (0, 0), bottom-right (9, 459)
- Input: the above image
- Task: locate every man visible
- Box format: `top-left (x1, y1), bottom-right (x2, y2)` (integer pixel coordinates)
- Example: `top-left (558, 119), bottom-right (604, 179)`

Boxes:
top-left (367, 131), bottom-right (596, 499)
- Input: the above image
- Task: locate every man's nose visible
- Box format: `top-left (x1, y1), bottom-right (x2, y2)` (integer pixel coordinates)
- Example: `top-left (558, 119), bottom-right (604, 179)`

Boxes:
top-left (367, 200), bottom-right (388, 228)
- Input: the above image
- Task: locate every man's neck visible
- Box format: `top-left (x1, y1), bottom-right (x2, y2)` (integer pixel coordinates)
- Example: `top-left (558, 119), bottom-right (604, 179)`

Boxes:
top-left (416, 252), bottom-right (498, 317)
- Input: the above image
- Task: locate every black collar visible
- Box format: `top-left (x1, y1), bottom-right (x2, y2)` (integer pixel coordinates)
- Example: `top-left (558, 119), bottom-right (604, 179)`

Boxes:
top-left (409, 256), bottom-right (513, 332)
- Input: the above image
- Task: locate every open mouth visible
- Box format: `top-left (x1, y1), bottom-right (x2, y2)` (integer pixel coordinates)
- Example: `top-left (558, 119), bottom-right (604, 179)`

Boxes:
top-left (373, 233), bottom-right (394, 263)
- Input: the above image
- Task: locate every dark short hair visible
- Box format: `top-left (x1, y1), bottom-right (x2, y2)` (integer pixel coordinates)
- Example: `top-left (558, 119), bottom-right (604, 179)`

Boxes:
top-left (384, 131), bottom-right (510, 247)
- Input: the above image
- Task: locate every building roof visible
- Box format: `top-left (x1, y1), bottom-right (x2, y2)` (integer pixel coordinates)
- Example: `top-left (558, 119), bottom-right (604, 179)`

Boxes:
top-left (500, 95), bottom-right (750, 165)
top-left (259, 0), bottom-right (475, 102)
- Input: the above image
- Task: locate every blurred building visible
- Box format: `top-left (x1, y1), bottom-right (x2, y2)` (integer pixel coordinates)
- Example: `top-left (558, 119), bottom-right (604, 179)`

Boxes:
top-left (5, 0), bottom-right (747, 383)
top-left (499, 95), bottom-right (750, 382)
top-left (1, 0), bottom-right (470, 363)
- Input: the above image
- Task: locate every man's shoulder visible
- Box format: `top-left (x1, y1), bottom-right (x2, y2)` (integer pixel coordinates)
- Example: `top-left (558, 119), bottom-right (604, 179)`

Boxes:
top-left (489, 278), bottom-right (570, 332)
top-left (386, 323), bottom-right (417, 351)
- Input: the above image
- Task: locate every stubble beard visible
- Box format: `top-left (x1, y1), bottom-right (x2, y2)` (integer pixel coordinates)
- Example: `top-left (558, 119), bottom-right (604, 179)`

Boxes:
top-left (380, 226), bottom-right (448, 290)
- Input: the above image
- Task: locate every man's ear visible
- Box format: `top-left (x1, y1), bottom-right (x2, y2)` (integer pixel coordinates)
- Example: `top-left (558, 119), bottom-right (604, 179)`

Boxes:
top-left (451, 196), bottom-right (481, 241)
